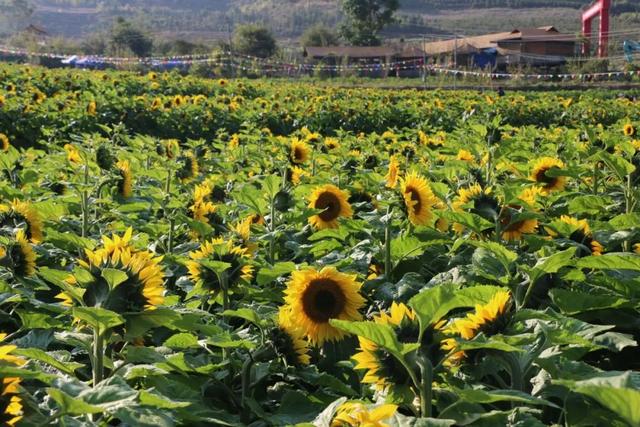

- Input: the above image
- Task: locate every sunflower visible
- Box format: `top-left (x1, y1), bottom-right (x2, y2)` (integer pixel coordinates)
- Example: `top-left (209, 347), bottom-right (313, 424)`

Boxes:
top-left (548, 215), bottom-right (603, 256)
top-left (273, 312), bottom-right (310, 366)
top-left (530, 157), bottom-right (566, 194)
top-left (60, 228), bottom-right (165, 312)
top-left (151, 97), bottom-right (162, 110)
top-left (443, 290), bottom-right (511, 362)
top-left (87, 100), bottom-right (97, 116)
top-left (218, 79), bottom-right (228, 87)
top-left (186, 238), bottom-right (253, 294)
top-left (456, 149), bottom-right (475, 162)
top-left (324, 137), bottom-right (340, 151)
top-left (228, 134), bottom-right (240, 150)
top-left (161, 139), bottom-right (180, 159)
top-left (231, 216), bottom-right (258, 254)
top-left (499, 209), bottom-right (538, 241)
top-left (64, 144), bottom-right (82, 164)
top-left (308, 185), bottom-right (353, 230)
top-left (452, 183), bottom-right (500, 233)
top-left (0, 200), bottom-right (43, 243)
top-left (172, 95), bottom-right (185, 108)
top-left (290, 166), bottom-right (309, 185)
top-left (623, 123), bottom-right (635, 137)
top-left (290, 138), bottom-right (311, 164)
top-left (385, 155), bottom-right (399, 188)
top-left (176, 152), bottom-right (199, 182)
top-left (279, 266), bottom-right (364, 346)
top-left (116, 160), bottom-right (133, 198)
top-left (331, 402), bottom-right (397, 427)
top-left (352, 302), bottom-right (420, 391)
top-left (0, 134), bottom-right (9, 152)
top-left (0, 334), bottom-right (24, 427)
top-left (0, 230), bottom-right (36, 277)
top-left (399, 171), bottom-right (438, 226)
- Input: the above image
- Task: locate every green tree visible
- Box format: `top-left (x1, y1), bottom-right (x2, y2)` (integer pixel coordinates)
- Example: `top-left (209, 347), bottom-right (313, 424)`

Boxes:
top-left (233, 24), bottom-right (277, 58)
top-left (300, 24), bottom-right (340, 47)
top-left (109, 17), bottom-right (153, 57)
top-left (339, 0), bottom-right (399, 46)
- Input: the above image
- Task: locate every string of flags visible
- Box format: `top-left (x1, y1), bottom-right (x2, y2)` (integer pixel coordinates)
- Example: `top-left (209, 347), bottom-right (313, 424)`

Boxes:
top-left (1, 44), bottom-right (639, 80)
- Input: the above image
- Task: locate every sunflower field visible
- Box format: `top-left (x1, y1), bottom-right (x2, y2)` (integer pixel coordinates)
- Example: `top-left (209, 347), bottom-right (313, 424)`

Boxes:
top-left (1, 63), bottom-right (640, 427)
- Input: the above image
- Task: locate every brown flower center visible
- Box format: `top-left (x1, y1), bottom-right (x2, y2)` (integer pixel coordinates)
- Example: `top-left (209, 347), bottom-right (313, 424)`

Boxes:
top-left (406, 186), bottom-right (422, 214)
top-left (533, 167), bottom-right (557, 185)
top-left (315, 192), bottom-right (342, 221)
top-left (302, 278), bottom-right (346, 323)
top-left (293, 147), bottom-right (304, 162)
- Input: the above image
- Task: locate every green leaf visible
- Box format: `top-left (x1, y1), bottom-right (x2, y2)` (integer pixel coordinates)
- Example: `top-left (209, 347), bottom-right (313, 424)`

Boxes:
top-left (576, 254), bottom-right (640, 271)
top-left (139, 390), bottom-right (191, 409)
top-left (409, 284), bottom-right (504, 334)
top-left (549, 289), bottom-right (631, 315)
top-left (72, 307), bottom-right (124, 332)
top-left (164, 333), bottom-right (200, 349)
top-left (101, 268), bottom-right (129, 288)
top-left (597, 151), bottom-right (636, 180)
top-left (256, 262), bottom-right (298, 286)
top-left (13, 348), bottom-right (83, 375)
top-left (555, 373), bottom-right (640, 426)
top-left (609, 213), bottom-right (640, 229)
top-left (454, 335), bottom-right (524, 353)
top-left (221, 308), bottom-right (264, 327)
top-left (452, 388), bottom-right (559, 408)
top-left (525, 247), bottom-right (576, 285)
top-left (330, 319), bottom-right (406, 360)
top-left (47, 388), bottom-right (104, 415)
top-left (439, 211), bottom-right (493, 234)
top-left (568, 195), bottom-right (613, 216)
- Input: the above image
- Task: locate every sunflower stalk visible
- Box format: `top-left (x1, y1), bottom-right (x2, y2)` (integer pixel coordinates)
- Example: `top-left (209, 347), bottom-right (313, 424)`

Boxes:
top-left (241, 345), bottom-right (276, 423)
top-left (269, 192), bottom-right (277, 265)
top-left (417, 354), bottom-right (434, 418)
top-left (384, 207), bottom-right (392, 280)
top-left (81, 158), bottom-right (91, 238)
top-left (92, 328), bottom-right (105, 386)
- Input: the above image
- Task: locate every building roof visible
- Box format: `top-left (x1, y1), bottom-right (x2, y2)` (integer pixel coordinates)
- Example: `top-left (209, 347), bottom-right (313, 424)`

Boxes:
top-left (492, 27), bottom-right (577, 43)
top-left (422, 26), bottom-right (575, 55)
top-left (422, 31), bottom-right (512, 55)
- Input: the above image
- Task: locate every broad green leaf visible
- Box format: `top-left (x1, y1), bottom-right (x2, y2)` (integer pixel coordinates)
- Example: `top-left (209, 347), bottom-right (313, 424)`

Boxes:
top-left (609, 213), bottom-right (640, 229)
top-left (576, 254), bottom-right (640, 271)
top-left (409, 284), bottom-right (505, 334)
top-left (72, 307), bottom-right (124, 332)
top-left (549, 289), bottom-right (631, 315)
top-left (47, 388), bottom-right (104, 415)
top-left (164, 332), bottom-right (200, 349)
top-left (454, 335), bottom-right (524, 353)
top-left (439, 211), bottom-right (493, 234)
top-left (525, 247), bottom-right (576, 285)
top-left (101, 268), bottom-right (129, 288)
top-left (597, 151), bottom-right (635, 180)
top-left (13, 348), bottom-right (83, 375)
top-left (256, 262), bottom-right (297, 286)
top-left (222, 308), bottom-right (264, 327)
top-left (139, 390), bottom-right (191, 409)
top-left (452, 388), bottom-right (558, 408)
top-left (330, 319), bottom-right (406, 360)
top-left (568, 195), bottom-right (613, 216)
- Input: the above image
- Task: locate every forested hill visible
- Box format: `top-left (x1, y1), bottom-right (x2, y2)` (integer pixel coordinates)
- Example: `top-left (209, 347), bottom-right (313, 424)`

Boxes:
top-left (3, 0), bottom-right (640, 41)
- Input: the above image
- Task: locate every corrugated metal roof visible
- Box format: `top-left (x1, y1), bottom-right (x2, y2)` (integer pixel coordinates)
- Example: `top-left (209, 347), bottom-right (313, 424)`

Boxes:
top-left (422, 26), bottom-right (575, 55)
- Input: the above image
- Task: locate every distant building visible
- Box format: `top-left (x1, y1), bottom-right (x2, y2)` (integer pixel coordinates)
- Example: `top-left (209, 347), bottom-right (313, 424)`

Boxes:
top-left (303, 45), bottom-right (424, 77)
top-left (422, 26), bottom-right (577, 69)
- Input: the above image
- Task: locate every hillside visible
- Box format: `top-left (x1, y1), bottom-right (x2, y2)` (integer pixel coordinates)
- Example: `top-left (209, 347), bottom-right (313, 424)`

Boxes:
top-left (2, 0), bottom-right (640, 43)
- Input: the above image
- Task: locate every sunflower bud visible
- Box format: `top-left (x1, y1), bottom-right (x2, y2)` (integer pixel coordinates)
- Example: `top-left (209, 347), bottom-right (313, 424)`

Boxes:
top-left (96, 144), bottom-right (115, 171)
top-left (274, 189), bottom-right (294, 212)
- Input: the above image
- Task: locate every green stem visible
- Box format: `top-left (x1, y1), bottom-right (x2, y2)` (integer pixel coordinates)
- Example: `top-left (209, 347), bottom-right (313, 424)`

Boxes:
top-left (384, 207), bottom-right (392, 280)
top-left (81, 159), bottom-right (90, 238)
top-left (417, 355), bottom-right (434, 418)
top-left (92, 329), bottom-right (104, 386)
top-left (167, 217), bottom-right (175, 254)
top-left (165, 168), bottom-right (172, 195)
top-left (269, 194), bottom-right (276, 265)
top-left (592, 162), bottom-right (599, 195)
